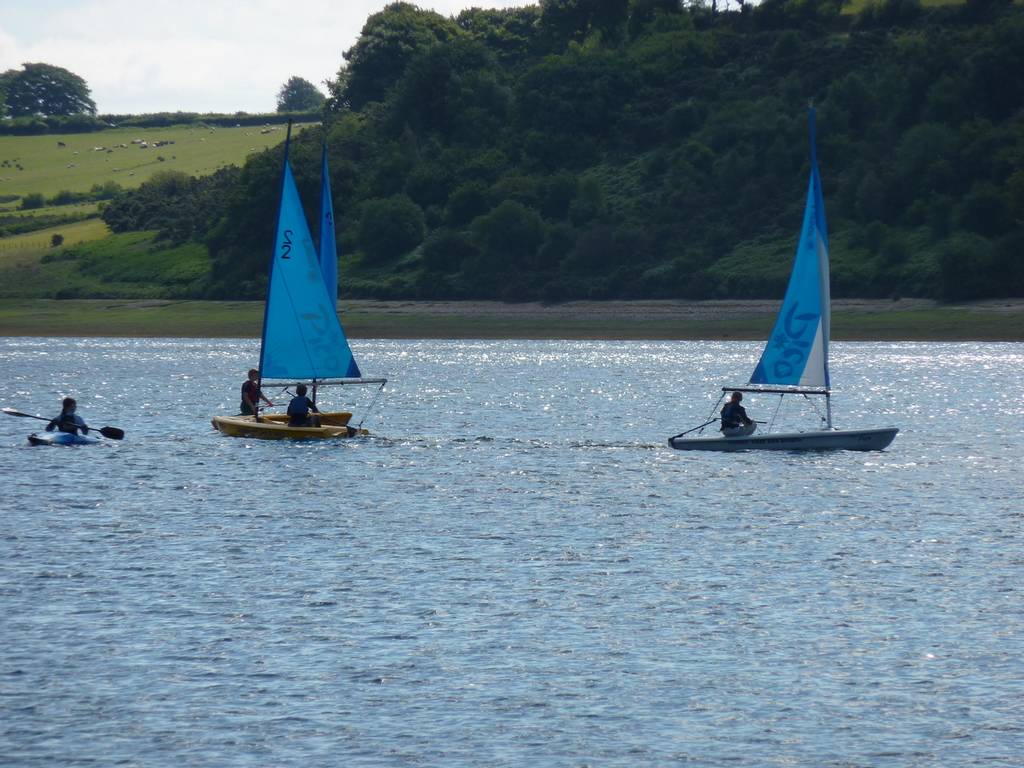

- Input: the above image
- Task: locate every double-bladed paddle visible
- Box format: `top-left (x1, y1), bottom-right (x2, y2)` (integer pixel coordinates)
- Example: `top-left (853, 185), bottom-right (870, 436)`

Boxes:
top-left (2, 407), bottom-right (125, 440)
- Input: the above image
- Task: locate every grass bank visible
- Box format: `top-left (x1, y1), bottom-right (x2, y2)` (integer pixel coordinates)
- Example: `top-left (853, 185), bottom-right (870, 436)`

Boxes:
top-left (1, 299), bottom-right (1023, 340)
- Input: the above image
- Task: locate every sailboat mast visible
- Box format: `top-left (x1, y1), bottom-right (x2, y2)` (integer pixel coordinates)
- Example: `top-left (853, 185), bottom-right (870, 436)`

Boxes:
top-left (809, 106), bottom-right (832, 392)
top-left (255, 120), bottom-right (294, 421)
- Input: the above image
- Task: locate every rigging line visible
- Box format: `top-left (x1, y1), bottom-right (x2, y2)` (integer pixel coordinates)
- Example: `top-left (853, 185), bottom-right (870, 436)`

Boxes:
top-left (769, 393), bottom-right (784, 433)
top-left (701, 392), bottom-right (727, 436)
top-left (802, 393), bottom-right (828, 425)
top-left (355, 382), bottom-right (387, 430)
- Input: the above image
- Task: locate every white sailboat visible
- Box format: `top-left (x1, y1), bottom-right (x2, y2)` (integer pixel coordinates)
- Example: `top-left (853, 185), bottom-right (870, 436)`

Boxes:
top-left (669, 109), bottom-right (897, 452)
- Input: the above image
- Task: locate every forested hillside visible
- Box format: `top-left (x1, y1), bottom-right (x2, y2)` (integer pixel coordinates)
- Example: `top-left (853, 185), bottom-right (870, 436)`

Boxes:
top-left (103, 0), bottom-right (1024, 302)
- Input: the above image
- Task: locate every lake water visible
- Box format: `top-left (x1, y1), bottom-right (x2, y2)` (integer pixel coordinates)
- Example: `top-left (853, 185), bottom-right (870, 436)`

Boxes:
top-left (1, 337), bottom-right (1021, 767)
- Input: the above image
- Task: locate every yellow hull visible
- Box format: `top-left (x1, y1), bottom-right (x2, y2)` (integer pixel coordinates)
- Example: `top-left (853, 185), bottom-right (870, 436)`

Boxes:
top-left (210, 412), bottom-right (369, 440)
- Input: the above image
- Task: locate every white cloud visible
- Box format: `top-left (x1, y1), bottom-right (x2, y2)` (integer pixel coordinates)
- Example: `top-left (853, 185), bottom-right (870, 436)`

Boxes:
top-left (0, 0), bottom-right (529, 114)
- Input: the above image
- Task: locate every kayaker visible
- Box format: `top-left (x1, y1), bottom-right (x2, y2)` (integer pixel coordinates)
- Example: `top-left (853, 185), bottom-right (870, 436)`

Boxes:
top-left (287, 384), bottom-right (320, 427)
top-left (720, 391), bottom-right (756, 437)
top-left (45, 397), bottom-right (89, 435)
top-left (241, 368), bottom-right (273, 415)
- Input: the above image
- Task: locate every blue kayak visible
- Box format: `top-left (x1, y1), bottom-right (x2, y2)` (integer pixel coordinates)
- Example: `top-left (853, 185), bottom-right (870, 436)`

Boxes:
top-left (28, 431), bottom-right (101, 447)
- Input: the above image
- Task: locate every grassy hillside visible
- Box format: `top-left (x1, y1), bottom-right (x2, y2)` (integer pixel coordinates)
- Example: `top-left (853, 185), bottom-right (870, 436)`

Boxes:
top-left (0, 123), bottom-right (311, 294)
top-left (0, 123), bottom-right (308, 206)
top-left (0, 217), bottom-right (109, 257)
top-left (0, 230), bottom-right (210, 299)
top-left (2, 1), bottom-right (1022, 307)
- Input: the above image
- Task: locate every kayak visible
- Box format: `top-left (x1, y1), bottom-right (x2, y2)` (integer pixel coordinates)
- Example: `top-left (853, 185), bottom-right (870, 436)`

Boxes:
top-left (28, 431), bottom-right (102, 447)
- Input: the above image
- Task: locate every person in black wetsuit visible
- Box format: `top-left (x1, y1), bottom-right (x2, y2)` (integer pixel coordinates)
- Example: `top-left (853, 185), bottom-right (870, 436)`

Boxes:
top-left (287, 384), bottom-right (320, 427)
top-left (720, 391), bottom-right (756, 437)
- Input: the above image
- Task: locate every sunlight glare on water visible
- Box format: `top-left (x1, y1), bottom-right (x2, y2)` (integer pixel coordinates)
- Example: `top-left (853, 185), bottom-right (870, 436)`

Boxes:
top-left (0, 337), bottom-right (1021, 767)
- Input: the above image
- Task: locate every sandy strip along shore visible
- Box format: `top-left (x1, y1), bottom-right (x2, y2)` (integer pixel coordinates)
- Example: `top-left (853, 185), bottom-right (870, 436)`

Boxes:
top-left (1, 298), bottom-right (1022, 340)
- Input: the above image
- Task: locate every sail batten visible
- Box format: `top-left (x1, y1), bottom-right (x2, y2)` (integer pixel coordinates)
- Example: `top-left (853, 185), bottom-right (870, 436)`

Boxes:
top-left (749, 108), bottom-right (831, 390)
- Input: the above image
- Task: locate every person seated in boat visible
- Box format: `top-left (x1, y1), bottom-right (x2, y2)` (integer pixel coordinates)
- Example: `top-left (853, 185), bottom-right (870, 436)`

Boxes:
top-left (45, 397), bottom-right (89, 435)
top-left (240, 368), bottom-right (273, 416)
top-left (287, 384), bottom-right (320, 427)
top-left (720, 391), bottom-right (756, 437)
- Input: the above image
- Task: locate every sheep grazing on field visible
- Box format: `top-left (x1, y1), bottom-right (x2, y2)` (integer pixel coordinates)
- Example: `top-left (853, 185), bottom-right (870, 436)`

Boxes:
top-left (57, 141), bottom-right (66, 147)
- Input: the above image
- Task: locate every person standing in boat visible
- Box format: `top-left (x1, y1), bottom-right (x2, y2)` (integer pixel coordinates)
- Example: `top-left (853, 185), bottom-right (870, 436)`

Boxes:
top-left (45, 397), bottom-right (89, 435)
top-left (287, 384), bottom-right (320, 427)
top-left (240, 368), bottom-right (273, 415)
top-left (721, 391), bottom-right (756, 437)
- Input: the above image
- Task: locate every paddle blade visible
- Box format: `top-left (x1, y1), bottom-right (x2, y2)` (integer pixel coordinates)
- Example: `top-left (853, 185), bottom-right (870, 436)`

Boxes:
top-left (2, 407), bottom-right (38, 419)
top-left (99, 426), bottom-right (125, 440)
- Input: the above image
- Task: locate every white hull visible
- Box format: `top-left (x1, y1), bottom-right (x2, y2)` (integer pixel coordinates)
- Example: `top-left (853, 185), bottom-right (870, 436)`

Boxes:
top-left (669, 427), bottom-right (898, 452)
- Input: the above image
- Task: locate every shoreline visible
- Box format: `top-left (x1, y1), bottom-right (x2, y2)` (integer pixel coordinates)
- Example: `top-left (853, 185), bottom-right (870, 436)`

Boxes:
top-left (1, 298), bottom-right (1023, 341)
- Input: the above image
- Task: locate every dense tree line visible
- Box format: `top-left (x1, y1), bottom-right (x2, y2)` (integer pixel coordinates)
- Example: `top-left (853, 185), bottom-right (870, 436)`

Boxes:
top-left (108, 0), bottom-right (1024, 301)
top-left (0, 110), bottom-right (321, 136)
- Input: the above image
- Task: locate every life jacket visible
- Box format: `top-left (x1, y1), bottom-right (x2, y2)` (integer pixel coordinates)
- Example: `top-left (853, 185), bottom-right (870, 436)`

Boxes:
top-left (721, 402), bottom-right (745, 428)
top-left (56, 411), bottom-right (83, 434)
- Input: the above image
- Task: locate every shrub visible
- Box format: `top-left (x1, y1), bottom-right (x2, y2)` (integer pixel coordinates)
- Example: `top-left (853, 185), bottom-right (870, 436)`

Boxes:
top-left (421, 229), bottom-right (480, 272)
top-left (19, 193), bottom-right (44, 210)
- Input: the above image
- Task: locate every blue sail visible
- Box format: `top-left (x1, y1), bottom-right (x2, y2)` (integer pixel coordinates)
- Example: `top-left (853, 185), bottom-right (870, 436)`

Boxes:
top-left (319, 143), bottom-right (338, 309)
top-left (258, 152), bottom-right (361, 381)
top-left (750, 109), bottom-right (831, 389)
top-left (318, 144), bottom-right (361, 379)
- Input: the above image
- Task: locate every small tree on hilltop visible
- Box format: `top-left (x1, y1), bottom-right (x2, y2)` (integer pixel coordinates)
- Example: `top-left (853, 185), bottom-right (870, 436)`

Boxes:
top-left (3, 63), bottom-right (96, 117)
top-left (276, 77), bottom-right (326, 113)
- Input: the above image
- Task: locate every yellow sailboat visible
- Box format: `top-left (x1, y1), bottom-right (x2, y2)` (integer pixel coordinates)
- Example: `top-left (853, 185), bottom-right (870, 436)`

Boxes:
top-left (212, 127), bottom-right (386, 440)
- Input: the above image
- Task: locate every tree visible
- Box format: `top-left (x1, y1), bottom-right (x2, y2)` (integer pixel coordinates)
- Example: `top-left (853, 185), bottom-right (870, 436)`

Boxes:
top-left (329, 3), bottom-right (462, 111)
top-left (3, 63), bottom-right (96, 117)
top-left (276, 77), bottom-right (325, 113)
top-left (470, 200), bottom-right (545, 270)
top-left (357, 194), bottom-right (425, 261)
top-left (0, 69), bottom-right (17, 115)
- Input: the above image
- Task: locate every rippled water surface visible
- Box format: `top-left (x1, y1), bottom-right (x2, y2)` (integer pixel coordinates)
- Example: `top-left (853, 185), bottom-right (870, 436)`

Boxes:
top-left (1, 337), bottom-right (1021, 767)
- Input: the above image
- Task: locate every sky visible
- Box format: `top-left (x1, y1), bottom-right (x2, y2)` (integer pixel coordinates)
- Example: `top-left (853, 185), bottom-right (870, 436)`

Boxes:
top-left (0, 0), bottom-right (529, 115)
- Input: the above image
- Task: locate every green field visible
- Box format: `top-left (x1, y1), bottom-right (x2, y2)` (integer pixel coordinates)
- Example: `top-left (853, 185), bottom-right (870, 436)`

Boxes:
top-left (0, 123), bottom-right (310, 206)
top-left (0, 231), bottom-right (211, 300)
top-left (0, 217), bottom-right (109, 256)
